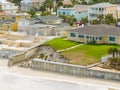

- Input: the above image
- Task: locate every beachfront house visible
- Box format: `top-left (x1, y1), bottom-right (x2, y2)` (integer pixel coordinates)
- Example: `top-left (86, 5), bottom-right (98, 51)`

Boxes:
top-left (88, 3), bottom-right (117, 21)
top-left (57, 5), bottom-right (88, 21)
top-left (36, 16), bottom-right (63, 24)
top-left (0, 0), bottom-right (18, 13)
top-left (20, 0), bottom-right (45, 12)
top-left (67, 25), bottom-right (120, 44)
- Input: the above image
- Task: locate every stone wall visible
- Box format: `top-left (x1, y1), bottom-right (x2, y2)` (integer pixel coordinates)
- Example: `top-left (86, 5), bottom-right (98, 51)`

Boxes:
top-left (8, 46), bottom-right (38, 66)
top-left (8, 45), bottom-right (69, 66)
top-left (31, 59), bottom-right (120, 81)
top-left (8, 53), bottom-right (25, 66)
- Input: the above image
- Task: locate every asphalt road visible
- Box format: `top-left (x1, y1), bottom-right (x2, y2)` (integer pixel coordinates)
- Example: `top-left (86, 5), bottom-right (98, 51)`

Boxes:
top-left (0, 67), bottom-right (110, 90)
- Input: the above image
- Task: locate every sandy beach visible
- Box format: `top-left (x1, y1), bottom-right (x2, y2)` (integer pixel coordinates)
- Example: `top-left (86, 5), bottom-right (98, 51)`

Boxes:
top-left (0, 59), bottom-right (120, 90)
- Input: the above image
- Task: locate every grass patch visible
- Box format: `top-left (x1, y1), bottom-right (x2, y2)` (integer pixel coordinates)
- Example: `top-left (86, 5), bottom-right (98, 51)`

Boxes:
top-left (62, 44), bottom-right (120, 66)
top-left (45, 37), bottom-right (79, 50)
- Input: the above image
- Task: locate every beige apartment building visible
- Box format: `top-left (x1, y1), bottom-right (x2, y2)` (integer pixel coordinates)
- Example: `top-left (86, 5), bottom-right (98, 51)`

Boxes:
top-left (88, 3), bottom-right (118, 21)
top-left (21, 0), bottom-right (45, 12)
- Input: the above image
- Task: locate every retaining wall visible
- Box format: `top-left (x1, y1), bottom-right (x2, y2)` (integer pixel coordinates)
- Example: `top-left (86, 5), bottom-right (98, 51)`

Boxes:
top-left (31, 59), bottom-right (120, 81)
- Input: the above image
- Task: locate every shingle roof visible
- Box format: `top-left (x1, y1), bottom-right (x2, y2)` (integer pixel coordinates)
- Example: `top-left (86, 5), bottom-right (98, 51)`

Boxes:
top-left (69, 25), bottom-right (120, 36)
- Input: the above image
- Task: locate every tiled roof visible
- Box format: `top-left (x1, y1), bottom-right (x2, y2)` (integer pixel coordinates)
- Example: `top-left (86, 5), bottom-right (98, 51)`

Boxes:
top-left (69, 25), bottom-right (120, 36)
top-left (0, 12), bottom-right (6, 15)
top-left (62, 0), bottom-right (72, 5)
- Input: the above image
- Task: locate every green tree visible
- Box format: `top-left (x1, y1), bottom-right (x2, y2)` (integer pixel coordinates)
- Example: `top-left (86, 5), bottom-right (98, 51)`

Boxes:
top-left (97, 14), bottom-right (104, 24)
top-left (91, 19), bottom-right (100, 25)
top-left (73, 18), bottom-right (77, 22)
top-left (39, 5), bottom-right (46, 15)
top-left (57, 1), bottom-right (63, 7)
top-left (81, 0), bottom-right (87, 4)
top-left (54, 1), bottom-right (63, 15)
top-left (28, 9), bottom-right (36, 17)
top-left (65, 15), bottom-right (74, 23)
top-left (71, 0), bottom-right (80, 5)
top-left (88, 0), bottom-right (94, 4)
top-left (110, 0), bottom-right (118, 4)
top-left (108, 48), bottom-right (118, 57)
top-left (45, 0), bottom-right (53, 13)
top-left (80, 17), bottom-right (88, 24)
top-left (104, 14), bottom-right (116, 25)
top-left (10, 0), bottom-right (22, 6)
top-left (42, 11), bottom-right (51, 16)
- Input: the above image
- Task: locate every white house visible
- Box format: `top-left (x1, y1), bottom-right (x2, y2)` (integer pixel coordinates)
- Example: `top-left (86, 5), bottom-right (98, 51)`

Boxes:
top-left (0, 0), bottom-right (18, 13)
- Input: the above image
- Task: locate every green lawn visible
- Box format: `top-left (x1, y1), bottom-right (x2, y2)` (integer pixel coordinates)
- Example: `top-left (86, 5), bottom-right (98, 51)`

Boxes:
top-left (62, 44), bottom-right (120, 66)
top-left (45, 37), bottom-right (79, 50)
top-left (45, 37), bottom-right (120, 65)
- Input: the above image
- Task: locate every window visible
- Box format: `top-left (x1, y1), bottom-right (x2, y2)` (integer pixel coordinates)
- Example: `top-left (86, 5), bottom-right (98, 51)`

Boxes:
top-left (99, 37), bottom-right (102, 40)
top-left (96, 37), bottom-right (102, 41)
top-left (58, 12), bottom-right (61, 15)
top-left (99, 8), bottom-right (101, 11)
top-left (86, 36), bottom-right (89, 39)
top-left (63, 12), bottom-right (65, 15)
top-left (70, 33), bottom-right (76, 37)
top-left (67, 12), bottom-right (70, 15)
top-left (102, 8), bottom-right (104, 11)
top-left (109, 36), bottom-right (115, 41)
top-left (78, 35), bottom-right (84, 38)
top-left (90, 36), bottom-right (92, 39)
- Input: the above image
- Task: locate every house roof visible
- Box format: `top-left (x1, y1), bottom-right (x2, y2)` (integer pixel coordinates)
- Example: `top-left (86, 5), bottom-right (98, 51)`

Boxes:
top-left (74, 5), bottom-right (89, 12)
top-left (36, 16), bottom-right (63, 22)
top-left (27, 24), bottom-right (55, 28)
top-left (21, 0), bottom-right (45, 3)
top-left (90, 3), bottom-right (117, 8)
top-left (62, 0), bottom-right (72, 5)
top-left (25, 18), bottom-right (42, 23)
top-left (68, 25), bottom-right (120, 36)
top-left (58, 7), bottom-right (76, 11)
top-left (0, 12), bottom-right (6, 15)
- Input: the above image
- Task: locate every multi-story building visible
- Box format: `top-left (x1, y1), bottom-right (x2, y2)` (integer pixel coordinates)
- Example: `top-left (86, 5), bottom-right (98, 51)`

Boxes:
top-left (57, 5), bottom-right (88, 20)
top-left (20, 0), bottom-right (45, 12)
top-left (0, 0), bottom-right (18, 13)
top-left (88, 3), bottom-right (117, 21)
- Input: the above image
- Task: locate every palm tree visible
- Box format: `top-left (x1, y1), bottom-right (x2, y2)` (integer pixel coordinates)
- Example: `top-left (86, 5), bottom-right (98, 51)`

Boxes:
top-left (39, 5), bottom-right (46, 15)
top-left (108, 48), bottom-right (118, 57)
top-left (97, 14), bottom-right (104, 24)
top-left (80, 17), bottom-right (88, 24)
top-left (45, 0), bottom-right (53, 14)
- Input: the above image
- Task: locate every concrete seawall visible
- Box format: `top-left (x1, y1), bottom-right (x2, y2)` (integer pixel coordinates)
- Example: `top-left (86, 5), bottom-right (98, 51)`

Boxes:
top-left (31, 59), bottom-right (120, 81)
